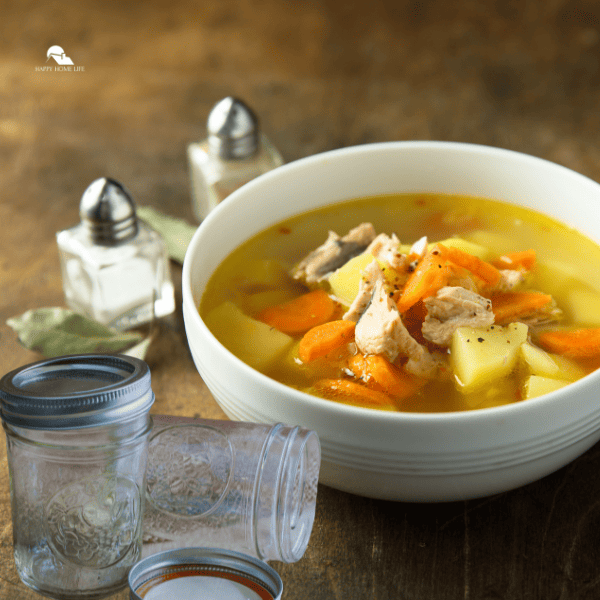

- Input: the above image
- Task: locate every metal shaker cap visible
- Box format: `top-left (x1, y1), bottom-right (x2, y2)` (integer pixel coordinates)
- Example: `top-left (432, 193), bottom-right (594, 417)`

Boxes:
top-left (207, 97), bottom-right (260, 160)
top-left (0, 354), bottom-right (154, 429)
top-left (80, 178), bottom-right (139, 245)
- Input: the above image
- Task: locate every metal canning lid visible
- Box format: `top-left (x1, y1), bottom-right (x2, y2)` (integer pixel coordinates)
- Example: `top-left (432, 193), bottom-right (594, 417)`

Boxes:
top-left (128, 547), bottom-right (283, 600)
top-left (0, 354), bottom-right (154, 429)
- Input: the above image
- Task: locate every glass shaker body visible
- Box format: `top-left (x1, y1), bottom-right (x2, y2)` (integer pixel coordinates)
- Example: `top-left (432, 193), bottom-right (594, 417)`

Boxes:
top-left (0, 354), bottom-right (155, 599)
top-left (56, 221), bottom-right (175, 330)
top-left (188, 134), bottom-right (283, 222)
top-left (143, 415), bottom-right (321, 563)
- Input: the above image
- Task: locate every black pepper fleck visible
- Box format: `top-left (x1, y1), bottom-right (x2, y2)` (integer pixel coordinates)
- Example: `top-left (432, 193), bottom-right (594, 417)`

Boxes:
top-left (477, 337), bottom-right (484, 342)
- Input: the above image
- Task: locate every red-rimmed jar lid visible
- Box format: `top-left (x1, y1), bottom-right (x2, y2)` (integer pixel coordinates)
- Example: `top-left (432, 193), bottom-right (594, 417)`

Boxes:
top-left (128, 547), bottom-right (283, 600)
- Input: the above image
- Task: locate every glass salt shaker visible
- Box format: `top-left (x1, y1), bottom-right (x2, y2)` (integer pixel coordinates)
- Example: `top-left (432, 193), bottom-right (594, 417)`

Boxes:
top-left (187, 97), bottom-right (284, 221)
top-left (56, 177), bottom-right (175, 331)
top-left (142, 415), bottom-right (321, 563)
top-left (0, 354), bottom-right (155, 600)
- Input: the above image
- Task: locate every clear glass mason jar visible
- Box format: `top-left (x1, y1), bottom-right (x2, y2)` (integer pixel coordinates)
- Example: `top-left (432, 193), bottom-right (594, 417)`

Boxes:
top-left (0, 354), bottom-right (154, 600)
top-left (142, 416), bottom-right (321, 564)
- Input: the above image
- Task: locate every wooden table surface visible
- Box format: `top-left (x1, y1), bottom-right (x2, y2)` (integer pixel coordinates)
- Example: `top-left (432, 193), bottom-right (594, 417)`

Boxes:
top-left (2, 1), bottom-right (600, 598)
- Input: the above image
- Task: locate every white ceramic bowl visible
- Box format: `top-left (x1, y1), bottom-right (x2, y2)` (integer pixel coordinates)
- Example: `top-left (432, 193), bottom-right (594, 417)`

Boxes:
top-left (182, 141), bottom-right (600, 502)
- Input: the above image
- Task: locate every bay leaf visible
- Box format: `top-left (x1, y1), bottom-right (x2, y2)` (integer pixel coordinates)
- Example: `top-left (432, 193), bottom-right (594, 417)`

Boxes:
top-left (137, 206), bottom-right (197, 264)
top-left (6, 307), bottom-right (149, 358)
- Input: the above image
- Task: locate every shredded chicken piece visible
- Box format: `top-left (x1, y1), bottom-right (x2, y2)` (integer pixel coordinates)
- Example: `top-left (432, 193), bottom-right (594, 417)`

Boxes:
top-left (409, 235), bottom-right (428, 257)
top-left (292, 223), bottom-right (376, 285)
top-left (367, 233), bottom-right (408, 271)
top-left (343, 260), bottom-right (384, 322)
top-left (422, 286), bottom-right (495, 346)
top-left (489, 269), bottom-right (526, 293)
top-left (353, 278), bottom-right (441, 378)
top-left (446, 272), bottom-right (478, 293)
top-left (354, 279), bottom-right (405, 360)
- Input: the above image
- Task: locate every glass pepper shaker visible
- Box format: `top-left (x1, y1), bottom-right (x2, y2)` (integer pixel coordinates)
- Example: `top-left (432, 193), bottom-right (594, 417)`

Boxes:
top-left (0, 354), bottom-right (155, 599)
top-left (142, 415), bottom-right (321, 563)
top-left (56, 178), bottom-right (175, 331)
top-left (187, 97), bottom-right (284, 222)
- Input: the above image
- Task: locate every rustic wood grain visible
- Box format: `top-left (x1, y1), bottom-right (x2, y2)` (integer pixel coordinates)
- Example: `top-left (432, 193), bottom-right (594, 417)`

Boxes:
top-left (2, 1), bottom-right (600, 598)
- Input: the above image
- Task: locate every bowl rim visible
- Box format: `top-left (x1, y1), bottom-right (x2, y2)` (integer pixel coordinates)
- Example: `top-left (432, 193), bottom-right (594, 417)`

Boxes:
top-left (182, 140), bottom-right (600, 426)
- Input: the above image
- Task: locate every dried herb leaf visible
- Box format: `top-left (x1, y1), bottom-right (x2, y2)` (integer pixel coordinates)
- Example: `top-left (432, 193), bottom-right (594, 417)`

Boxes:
top-left (137, 206), bottom-right (197, 264)
top-left (6, 307), bottom-right (149, 358)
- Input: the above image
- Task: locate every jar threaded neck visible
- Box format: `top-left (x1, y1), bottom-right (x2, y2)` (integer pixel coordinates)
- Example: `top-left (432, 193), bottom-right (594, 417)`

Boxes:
top-left (252, 424), bottom-right (321, 563)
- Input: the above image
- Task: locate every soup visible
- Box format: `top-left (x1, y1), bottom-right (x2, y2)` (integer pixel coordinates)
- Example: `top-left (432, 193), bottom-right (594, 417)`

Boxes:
top-left (200, 193), bottom-right (600, 412)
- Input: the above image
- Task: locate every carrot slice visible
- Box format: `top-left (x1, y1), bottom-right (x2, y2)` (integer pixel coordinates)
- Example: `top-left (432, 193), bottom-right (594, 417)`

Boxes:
top-left (537, 328), bottom-right (600, 358)
top-left (257, 290), bottom-right (337, 334)
top-left (441, 244), bottom-right (502, 287)
top-left (402, 299), bottom-right (428, 344)
top-left (491, 249), bottom-right (536, 271)
top-left (313, 378), bottom-right (396, 409)
top-left (347, 354), bottom-right (423, 400)
top-left (491, 291), bottom-right (552, 324)
top-left (298, 320), bottom-right (356, 363)
top-left (397, 245), bottom-right (453, 313)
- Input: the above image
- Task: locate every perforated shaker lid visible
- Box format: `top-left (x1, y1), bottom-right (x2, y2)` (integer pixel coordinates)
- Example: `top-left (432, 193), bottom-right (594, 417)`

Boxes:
top-left (79, 177), bottom-right (139, 246)
top-left (207, 97), bottom-right (260, 160)
top-left (0, 354), bottom-right (154, 429)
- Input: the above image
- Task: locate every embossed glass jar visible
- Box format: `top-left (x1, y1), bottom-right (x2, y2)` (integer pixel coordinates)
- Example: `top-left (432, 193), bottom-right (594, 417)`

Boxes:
top-left (143, 415), bottom-right (321, 563)
top-left (0, 354), bottom-right (154, 600)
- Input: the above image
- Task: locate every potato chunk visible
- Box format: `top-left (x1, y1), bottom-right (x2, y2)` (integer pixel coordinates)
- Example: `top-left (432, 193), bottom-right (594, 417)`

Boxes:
top-left (328, 253), bottom-right (376, 306)
top-left (550, 354), bottom-right (587, 381)
top-left (435, 238), bottom-right (493, 261)
top-left (519, 342), bottom-right (561, 378)
top-left (233, 259), bottom-right (291, 290)
top-left (204, 301), bottom-right (294, 371)
top-left (461, 377), bottom-right (517, 410)
top-left (466, 231), bottom-right (515, 256)
top-left (564, 287), bottom-right (600, 326)
top-left (532, 260), bottom-right (580, 297)
top-left (520, 341), bottom-right (586, 382)
top-left (522, 375), bottom-right (571, 399)
top-left (451, 323), bottom-right (528, 392)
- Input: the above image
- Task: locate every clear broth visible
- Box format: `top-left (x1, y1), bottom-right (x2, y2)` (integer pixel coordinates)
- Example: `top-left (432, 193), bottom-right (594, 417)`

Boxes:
top-left (200, 193), bottom-right (600, 412)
